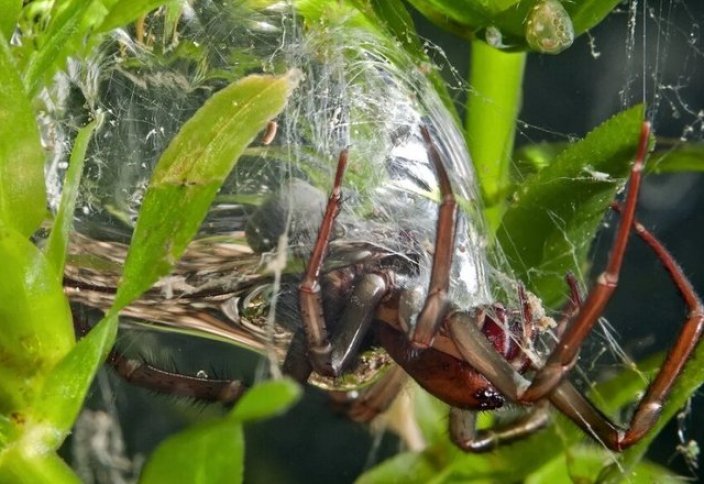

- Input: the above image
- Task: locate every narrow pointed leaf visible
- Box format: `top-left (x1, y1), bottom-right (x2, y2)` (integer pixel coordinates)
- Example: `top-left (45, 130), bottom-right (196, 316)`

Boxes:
top-left (113, 70), bottom-right (300, 310)
top-left (22, 1), bottom-right (101, 95)
top-left (32, 313), bottom-right (118, 442)
top-left (44, 117), bottom-right (100, 274)
top-left (0, 36), bottom-right (46, 237)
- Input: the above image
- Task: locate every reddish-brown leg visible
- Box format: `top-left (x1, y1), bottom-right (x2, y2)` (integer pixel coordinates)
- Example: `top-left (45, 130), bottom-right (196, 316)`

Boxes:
top-left (74, 317), bottom-right (246, 404)
top-left (298, 149), bottom-right (349, 375)
top-left (297, 149), bottom-right (393, 377)
top-left (450, 205), bottom-right (704, 450)
top-left (552, 274), bottom-right (583, 342)
top-left (520, 121), bottom-right (653, 402)
top-left (449, 402), bottom-right (551, 452)
top-left (107, 350), bottom-right (246, 404)
top-left (412, 126), bottom-right (459, 347)
top-left (330, 364), bottom-right (408, 423)
top-left (605, 206), bottom-right (704, 448)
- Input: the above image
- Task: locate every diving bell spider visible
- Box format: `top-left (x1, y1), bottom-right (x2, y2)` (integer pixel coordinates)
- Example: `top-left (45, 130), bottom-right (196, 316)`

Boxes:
top-left (77, 120), bottom-right (703, 452)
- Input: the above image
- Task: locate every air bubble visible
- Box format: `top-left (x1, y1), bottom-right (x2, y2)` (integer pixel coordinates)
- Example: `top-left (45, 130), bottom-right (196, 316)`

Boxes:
top-left (485, 26), bottom-right (504, 49)
top-left (525, 0), bottom-right (574, 54)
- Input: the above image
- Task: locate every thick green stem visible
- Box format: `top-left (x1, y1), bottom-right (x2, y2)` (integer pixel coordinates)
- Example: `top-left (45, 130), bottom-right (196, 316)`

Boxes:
top-left (465, 40), bottom-right (525, 234)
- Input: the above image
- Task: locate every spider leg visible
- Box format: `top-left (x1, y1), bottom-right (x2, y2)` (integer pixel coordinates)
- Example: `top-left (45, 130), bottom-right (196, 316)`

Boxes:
top-left (550, 215), bottom-right (704, 451)
top-left (107, 349), bottom-right (246, 404)
top-left (606, 205), bottom-right (704, 448)
top-left (450, 202), bottom-right (704, 450)
top-left (298, 149), bottom-right (348, 375)
top-left (298, 151), bottom-right (392, 376)
top-left (330, 364), bottom-right (408, 423)
top-left (447, 311), bottom-right (625, 448)
top-left (411, 126), bottom-right (459, 347)
top-left (449, 401), bottom-right (551, 452)
top-left (520, 121), bottom-right (653, 402)
top-left (74, 316), bottom-right (246, 404)
top-left (328, 273), bottom-right (389, 374)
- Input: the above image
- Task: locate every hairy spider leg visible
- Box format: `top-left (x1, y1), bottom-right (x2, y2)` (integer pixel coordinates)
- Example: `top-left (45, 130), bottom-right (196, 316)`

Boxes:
top-left (107, 350), bottom-right (246, 404)
top-left (411, 126), bottom-right (459, 348)
top-left (73, 316), bottom-right (245, 404)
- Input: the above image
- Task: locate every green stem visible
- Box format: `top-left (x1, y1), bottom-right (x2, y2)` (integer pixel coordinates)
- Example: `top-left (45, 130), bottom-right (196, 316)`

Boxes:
top-left (465, 40), bottom-right (525, 234)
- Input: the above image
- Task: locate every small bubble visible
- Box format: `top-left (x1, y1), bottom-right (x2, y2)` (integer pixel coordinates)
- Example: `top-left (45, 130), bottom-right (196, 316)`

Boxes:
top-left (485, 26), bottom-right (504, 49)
top-left (196, 370), bottom-right (208, 379)
top-left (525, 0), bottom-right (574, 54)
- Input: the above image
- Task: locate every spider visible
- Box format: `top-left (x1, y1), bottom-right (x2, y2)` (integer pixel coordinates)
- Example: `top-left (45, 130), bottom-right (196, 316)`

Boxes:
top-left (68, 120), bottom-right (703, 453)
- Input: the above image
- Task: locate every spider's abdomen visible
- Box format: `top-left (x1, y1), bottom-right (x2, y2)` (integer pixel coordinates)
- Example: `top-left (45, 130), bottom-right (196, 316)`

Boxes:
top-left (377, 323), bottom-right (505, 410)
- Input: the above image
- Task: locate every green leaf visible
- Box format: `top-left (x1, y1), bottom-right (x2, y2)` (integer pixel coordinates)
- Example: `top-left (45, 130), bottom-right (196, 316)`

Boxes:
top-left (0, 0), bottom-right (21, 41)
top-left (31, 313), bottom-right (118, 445)
top-left (98, 0), bottom-right (174, 33)
top-left (356, 451), bottom-right (443, 484)
top-left (229, 379), bottom-right (301, 423)
top-left (514, 141), bottom-right (570, 176)
top-left (22, 0), bottom-right (105, 95)
top-left (441, 425), bottom-right (567, 482)
top-left (514, 138), bottom-right (704, 178)
top-left (0, 36), bottom-right (47, 237)
top-left (649, 142), bottom-right (704, 173)
top-left (0, 227), bottom-right (74, 415)
top-left (408, 0), bottom-right (513, 28)
top-left (140, 380), bottom-right (300, 483)
top-left (140, 420), bottom-right (244, 484)
top-left (498, 105), bottom-right (646, 306)
top-left (571, 0), bottom-right (623, 36)
top-left (44, 116), bottom-right (101, 275)
top-left (112, 70), bottom-right (300, 310)
top-left (408, 0), bottom-right (622, 53)
top-left (525, 445), bottom-right (685, 484)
